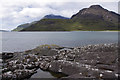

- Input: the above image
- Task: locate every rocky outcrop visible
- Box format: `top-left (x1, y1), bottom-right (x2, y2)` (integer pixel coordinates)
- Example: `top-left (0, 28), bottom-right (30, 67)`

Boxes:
top-left (2, 44), bottom-right (119, 79)
top-left (2, 52), bottom-right (13, 60)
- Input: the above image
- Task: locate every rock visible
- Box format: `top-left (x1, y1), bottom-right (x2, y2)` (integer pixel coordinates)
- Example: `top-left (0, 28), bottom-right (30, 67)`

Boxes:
top-left (96, 64), bottom-right (117, 72)
top-left (2, 68), bottom-right (10, 73)
top-left (101, 72), bottom-right (117, 78)
top-left (39, 61), bottom-right (50, 70)
top-left (48, 61), bottom-right (88, 75)
top-left (2, 69), bottom-right (37, 80)
top-left (67, 73), bottom-right (95, 78)
top-left (2, 71), bottom-right (13, 80)
top-left (2, 52), bottom-right (13, 60)
top-left (26, 64), bottom-right (36, 69)
top-left (2, 43), bottom-right (119, 79)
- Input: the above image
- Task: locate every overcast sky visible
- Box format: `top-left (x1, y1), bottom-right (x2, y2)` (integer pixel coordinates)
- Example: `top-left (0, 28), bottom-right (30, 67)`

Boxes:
top-left (0, 0), bottom-right (119, 30)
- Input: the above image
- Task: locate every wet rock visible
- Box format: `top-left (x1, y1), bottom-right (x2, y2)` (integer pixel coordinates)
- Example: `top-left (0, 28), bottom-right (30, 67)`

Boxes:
top-left (48, 61), bottom-right (88, 75)
top-left (2, 71), bottom-right (13, 80)
top-left (67, 73), bottom-right (95, 78)
top-left (2, 52), bottom-right (13, 60)
top-left (2, 69), bottom-right (37, 80)
top-left (26, 64), bottom-right (36, 69)
top-left (39, 61), bottom-right (50, 70)
top-left (2, 68), bottom-right (10, 73)
top-left (96, 64), bottom-right (117, 72)
top-left (101, 72), bottom-right (117, 78)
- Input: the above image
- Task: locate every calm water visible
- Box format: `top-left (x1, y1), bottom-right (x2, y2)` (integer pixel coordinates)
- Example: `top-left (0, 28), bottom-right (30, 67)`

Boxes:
top-left (1, 31), bottom-right (118, 52)
top-left (0, 31), bottom-right (118, 78)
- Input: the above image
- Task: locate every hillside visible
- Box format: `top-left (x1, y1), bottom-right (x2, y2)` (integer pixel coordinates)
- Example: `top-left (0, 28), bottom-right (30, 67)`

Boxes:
top-left (0, 30), bottom-right (9, 32)
top-left (21, 5), bottom-right (120, 31)
top-left (13, 15), bottom-right (69, 31)
top-left (71, 5), bottom-right (119, 30)
top-left (12, 21), bottom-right (37, 31)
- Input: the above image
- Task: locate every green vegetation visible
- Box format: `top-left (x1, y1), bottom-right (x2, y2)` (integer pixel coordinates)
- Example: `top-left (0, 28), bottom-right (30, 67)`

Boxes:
top-left (12, 27), bottom-right (24, 31)
top-left (13, 21), bottom-right (37, 31)
top-left (21, 18), bottom-right (119, 31)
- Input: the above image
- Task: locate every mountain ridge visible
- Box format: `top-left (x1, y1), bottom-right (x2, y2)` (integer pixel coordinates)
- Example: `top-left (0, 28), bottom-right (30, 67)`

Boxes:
top-left (19, 5), bottom-right (120, 31)
top-left (12, 15), bottom-right (69, 31)
top-left (43, 14), bottom-right (69, 19)
top-left (12, 21), bottom-right (37, 31)
top-left (0, 30), bottom-right (9, 32)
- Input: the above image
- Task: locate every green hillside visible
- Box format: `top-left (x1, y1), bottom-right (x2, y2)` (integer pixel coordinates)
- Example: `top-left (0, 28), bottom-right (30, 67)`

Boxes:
top-left (21, 19), bottom-right (119, 31)
top-left (22, 19), bottom-right (81, 31)
top-left (21, 5), bottom-right (120, 31)
top-left (13, 27), bottom-right (24, 31)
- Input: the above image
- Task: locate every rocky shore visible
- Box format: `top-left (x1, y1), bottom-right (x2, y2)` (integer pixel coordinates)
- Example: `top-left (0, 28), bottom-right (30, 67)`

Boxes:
top-left (1, 43), bottom-right (119, 80)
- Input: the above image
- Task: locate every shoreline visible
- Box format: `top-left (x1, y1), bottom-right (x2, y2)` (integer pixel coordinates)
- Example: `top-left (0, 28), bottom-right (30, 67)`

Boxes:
top-left (1, 43), bottom-right (119, 79)
top-left (2, 30), bottom-right (120, 32)
top-left (71, 30), bottom-right (120, 32)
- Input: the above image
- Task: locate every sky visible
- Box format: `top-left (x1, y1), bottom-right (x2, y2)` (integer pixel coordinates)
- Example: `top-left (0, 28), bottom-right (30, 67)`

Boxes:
top-left (0, 0), bottom-right (120, 30)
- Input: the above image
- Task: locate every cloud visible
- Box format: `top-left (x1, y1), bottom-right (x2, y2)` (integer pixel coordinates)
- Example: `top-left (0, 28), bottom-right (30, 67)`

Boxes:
top-left (0, 0), bottom-right (119, 30)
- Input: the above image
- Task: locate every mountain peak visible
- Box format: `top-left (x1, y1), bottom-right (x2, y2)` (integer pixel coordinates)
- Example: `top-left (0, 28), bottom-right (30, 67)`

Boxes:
top-left (43, 14), bottom-right (69, 19)
top-left (89, 5), bottom-right (103, 9)
top-left (71, 4), bottom-right (119, 24)
top-left (45, 14), bottom-right (56, 16)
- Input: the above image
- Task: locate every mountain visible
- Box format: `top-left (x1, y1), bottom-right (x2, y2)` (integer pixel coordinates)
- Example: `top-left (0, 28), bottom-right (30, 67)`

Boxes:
top-left (21, 5), bottom-right (120, 31)
top-left (0, 30), bottom-right (9, 32)
top-left (71, 5), bottom-right (119, 23)
top-left (43, 14), bottom-right (69, 19)
top-left (71, 5), bottom-right (120, 30)
top-left (12, 21), bottom-right (37, 31)
top-left (12, 15), bottom-right (69, 31)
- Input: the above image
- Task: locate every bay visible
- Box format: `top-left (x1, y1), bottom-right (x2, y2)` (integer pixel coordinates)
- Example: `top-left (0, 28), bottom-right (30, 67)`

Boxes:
top-left (1, 31), bottom-right (118, 52)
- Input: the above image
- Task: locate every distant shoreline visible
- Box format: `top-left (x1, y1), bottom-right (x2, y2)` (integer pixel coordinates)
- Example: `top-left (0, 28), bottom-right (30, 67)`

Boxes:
top-left (9, 30), bottom-right (120, 32)
top-left (71, 30), bottom-right (120, 32)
